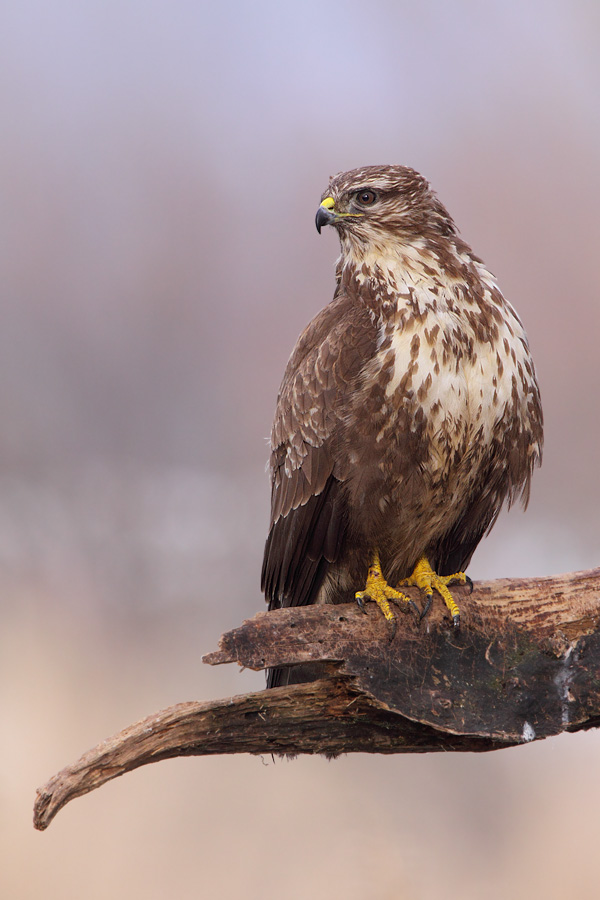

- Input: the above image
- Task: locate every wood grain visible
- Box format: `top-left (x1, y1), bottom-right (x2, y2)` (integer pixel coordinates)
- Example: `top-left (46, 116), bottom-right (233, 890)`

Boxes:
top-left (34, 568), bottom-right (600, 831)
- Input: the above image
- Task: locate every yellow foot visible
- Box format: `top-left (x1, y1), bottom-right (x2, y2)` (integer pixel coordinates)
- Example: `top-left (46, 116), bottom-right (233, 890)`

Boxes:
top-left (401, 556), bottom-right (472, 627)
top-left (355, 552), bottom-right (419, 640)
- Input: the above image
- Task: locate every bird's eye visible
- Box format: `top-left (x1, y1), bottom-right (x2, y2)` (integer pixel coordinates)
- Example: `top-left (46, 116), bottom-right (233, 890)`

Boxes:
top-left (355, 190), bottom-right (377, 206)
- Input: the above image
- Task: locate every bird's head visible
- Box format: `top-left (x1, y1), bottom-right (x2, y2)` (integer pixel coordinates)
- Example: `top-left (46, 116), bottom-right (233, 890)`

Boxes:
top-left (315, 165), bottom-right (457, 255)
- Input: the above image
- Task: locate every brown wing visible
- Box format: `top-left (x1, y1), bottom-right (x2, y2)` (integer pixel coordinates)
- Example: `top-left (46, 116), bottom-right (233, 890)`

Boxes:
top-left (261, 289), bottom-right (378, 613)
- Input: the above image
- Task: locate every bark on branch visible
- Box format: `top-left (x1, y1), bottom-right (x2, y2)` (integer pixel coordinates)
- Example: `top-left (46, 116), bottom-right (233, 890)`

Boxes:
top-left (34, 567), bottom-right (600, 830)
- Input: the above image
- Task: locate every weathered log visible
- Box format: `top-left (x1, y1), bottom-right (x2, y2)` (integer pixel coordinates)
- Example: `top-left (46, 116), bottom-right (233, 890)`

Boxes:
top-left (34, 567), bottom-right (600, 831)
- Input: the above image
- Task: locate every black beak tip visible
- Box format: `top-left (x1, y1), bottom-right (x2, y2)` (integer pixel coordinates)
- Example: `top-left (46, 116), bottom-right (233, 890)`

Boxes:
top-left (315, 206), bottom-right (334, 234)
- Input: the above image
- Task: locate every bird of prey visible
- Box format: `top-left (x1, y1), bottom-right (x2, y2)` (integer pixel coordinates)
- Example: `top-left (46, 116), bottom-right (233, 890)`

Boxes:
top-left (261, 165), bottom-right (543, 688)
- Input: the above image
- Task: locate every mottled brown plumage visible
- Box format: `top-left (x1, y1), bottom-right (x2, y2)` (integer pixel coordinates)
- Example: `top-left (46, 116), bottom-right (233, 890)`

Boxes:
top-left (262, 165), bottom-right (543, 687)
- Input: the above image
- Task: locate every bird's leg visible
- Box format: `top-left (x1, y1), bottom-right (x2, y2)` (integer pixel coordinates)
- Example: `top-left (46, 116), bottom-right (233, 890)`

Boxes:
top-left (355, 551), bottom-right (420, 639)
top-left (400, 556), bottom-right (471, 627)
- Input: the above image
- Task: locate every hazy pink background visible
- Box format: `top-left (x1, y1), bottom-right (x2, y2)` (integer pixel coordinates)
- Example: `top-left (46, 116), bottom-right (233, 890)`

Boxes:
top-left (2, 2), bottom-right (599, 898)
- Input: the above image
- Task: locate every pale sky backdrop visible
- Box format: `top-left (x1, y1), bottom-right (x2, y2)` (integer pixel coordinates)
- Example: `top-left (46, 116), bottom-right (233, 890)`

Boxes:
top-left (2, 2), bottom-right (599, 898)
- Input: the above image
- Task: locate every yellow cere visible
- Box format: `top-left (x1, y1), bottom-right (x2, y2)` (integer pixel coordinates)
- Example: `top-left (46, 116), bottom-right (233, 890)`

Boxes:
top-left (319, 195), bottom-right (364, 220)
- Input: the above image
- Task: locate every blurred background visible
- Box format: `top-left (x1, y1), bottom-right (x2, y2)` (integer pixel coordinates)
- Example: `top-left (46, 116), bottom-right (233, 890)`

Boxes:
top-left (1, 1), bottom-right (599, 897)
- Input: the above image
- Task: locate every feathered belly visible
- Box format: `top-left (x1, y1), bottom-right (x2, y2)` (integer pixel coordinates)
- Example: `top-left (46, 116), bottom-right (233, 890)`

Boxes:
top-left (346, 338), bottom-right (527, 544)
top-left (337, 286), bottom-right (542, 585)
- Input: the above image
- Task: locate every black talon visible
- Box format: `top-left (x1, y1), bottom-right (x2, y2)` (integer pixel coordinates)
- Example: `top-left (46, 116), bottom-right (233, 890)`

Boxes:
top-left (356, 595), bottom-right (368, 615)
top-left (466, 575), bottom-right (474, 594)
top-left (419, 593), bottom-right (433, 621)
top-left (388, 616), bottom-right (397, 642)
top-left (408, 599), bottom-right (421, 619)
top-left (452, 613), bottom-right (460, 628)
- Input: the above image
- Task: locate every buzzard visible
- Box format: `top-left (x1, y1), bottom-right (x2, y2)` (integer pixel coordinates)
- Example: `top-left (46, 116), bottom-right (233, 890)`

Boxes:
top-left (262, 165), bottom-right (543, 687)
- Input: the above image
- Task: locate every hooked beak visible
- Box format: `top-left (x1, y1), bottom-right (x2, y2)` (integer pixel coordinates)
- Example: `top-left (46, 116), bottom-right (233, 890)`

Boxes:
top-left (315, 196), bottom-right (336, 234)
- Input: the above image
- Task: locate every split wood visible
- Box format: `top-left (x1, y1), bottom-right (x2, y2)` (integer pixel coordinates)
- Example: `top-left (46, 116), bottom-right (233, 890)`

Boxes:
top-left (34, 567), bottom-right (600, 830)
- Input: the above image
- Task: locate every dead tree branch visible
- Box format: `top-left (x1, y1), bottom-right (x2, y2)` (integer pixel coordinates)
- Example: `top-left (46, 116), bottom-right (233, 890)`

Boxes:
top-left (34, 567), bottom-right (600, 830)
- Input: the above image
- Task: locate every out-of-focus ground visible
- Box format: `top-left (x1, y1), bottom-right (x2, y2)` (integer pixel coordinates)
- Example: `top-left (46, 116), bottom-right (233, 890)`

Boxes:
top-left (1, 2), bottom-right (599, 898)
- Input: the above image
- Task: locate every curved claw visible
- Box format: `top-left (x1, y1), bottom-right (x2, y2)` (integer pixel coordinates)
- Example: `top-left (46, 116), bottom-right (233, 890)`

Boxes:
top-left (419, 593), bottom-right (433, 621)
top-left (452, 613), bottom-right (461, 628)
top-left (465, 575), bottom-right (474, 594)
top-left (356, 594), bottom-right (368, 615)
top-left (388, 616), bottom-right (397, 642)
top-left (408, 598), bottom-right (421, 620)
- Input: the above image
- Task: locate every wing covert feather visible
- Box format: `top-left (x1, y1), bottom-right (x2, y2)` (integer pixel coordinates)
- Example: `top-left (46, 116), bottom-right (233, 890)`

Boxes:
top-left (262, 291), bottom-right (378, 609)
